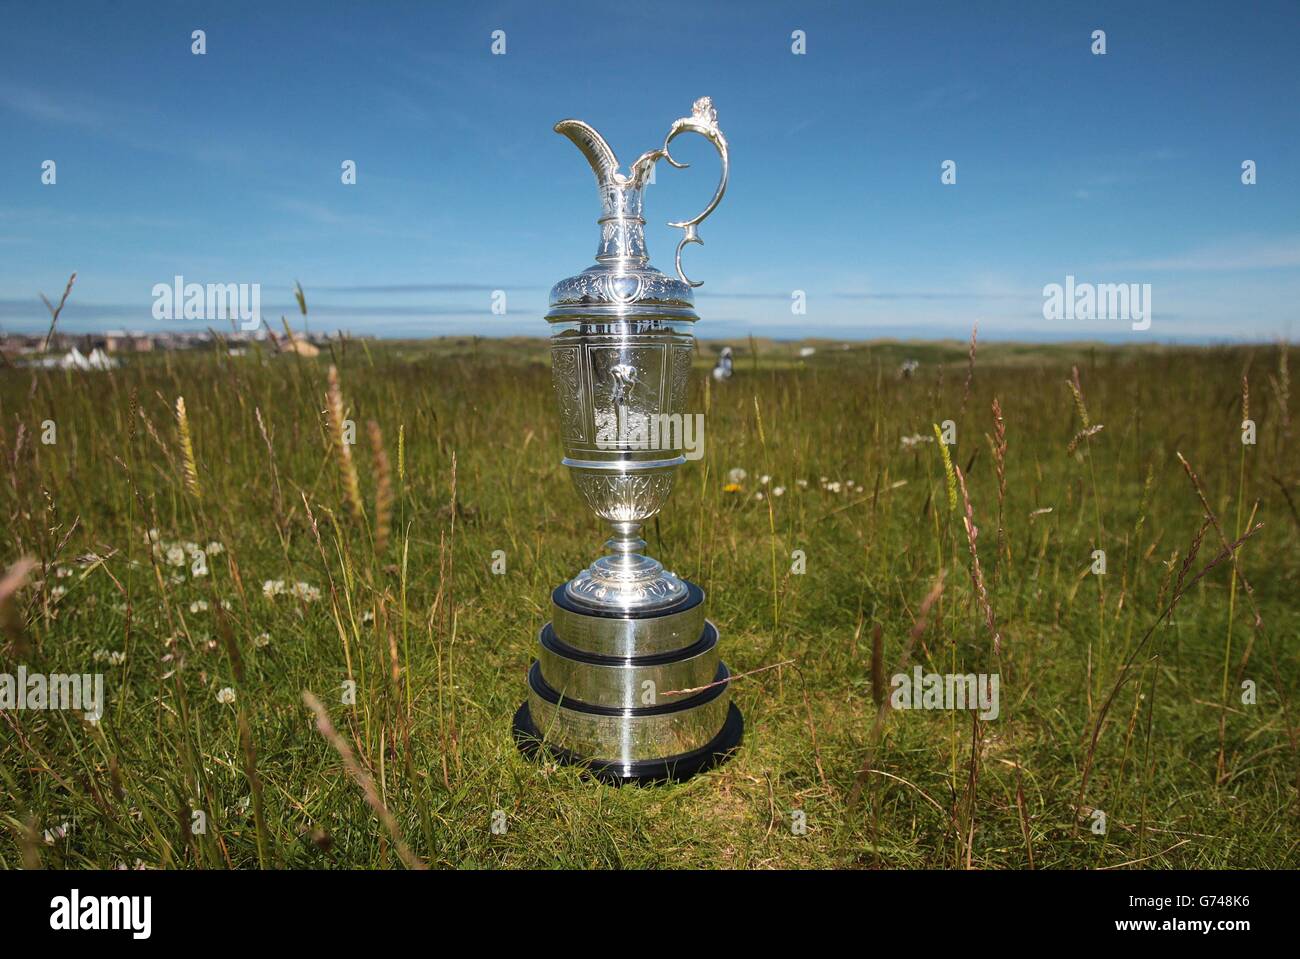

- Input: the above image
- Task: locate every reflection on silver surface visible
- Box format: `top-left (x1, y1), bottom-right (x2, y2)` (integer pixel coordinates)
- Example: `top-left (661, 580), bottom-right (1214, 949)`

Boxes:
top-left (526, 662), bottom-right (732, 763)
top-left (537, 621), bottom-right (721, 709)
top-left (549, 585), bottom-right (706, 658)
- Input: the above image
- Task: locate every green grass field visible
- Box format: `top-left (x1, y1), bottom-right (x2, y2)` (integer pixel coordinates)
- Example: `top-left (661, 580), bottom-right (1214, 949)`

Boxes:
top-left (2, 333), bottom-right (1297, 869)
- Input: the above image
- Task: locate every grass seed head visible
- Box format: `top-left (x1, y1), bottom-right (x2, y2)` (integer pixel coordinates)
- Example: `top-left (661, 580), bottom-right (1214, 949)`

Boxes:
top-left (174, 396), bottom-right (202, 499)
top-left (1067, 366), bottom-right (1090, 428)
top-left (326, 365), bottom-right (365, 522)
top-left (367, 420), bottom-right (393, 556)
top-left (934, 423), bottom-right (958, 511)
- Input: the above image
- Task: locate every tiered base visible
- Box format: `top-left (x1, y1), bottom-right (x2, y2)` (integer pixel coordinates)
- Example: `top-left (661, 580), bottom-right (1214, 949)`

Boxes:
top-left (512, 581), bottom-right (743, 784)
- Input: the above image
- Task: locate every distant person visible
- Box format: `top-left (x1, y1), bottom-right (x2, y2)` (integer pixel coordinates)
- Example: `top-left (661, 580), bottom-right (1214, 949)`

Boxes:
top-left (712, 346), bottom-right (734, 382)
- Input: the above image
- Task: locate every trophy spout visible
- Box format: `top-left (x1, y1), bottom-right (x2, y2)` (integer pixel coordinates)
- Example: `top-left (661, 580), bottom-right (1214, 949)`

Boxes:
top-left (554, 97), bottom-right (729, 285)
top-left (555, 119), bottom-right (649, 266)
top-left (554, 120), bottom-right (621, 193)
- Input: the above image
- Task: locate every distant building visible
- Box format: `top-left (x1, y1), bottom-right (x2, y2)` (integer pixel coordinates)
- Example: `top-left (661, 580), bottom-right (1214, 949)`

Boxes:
top-left (103, 330), bottom-right (154, 352)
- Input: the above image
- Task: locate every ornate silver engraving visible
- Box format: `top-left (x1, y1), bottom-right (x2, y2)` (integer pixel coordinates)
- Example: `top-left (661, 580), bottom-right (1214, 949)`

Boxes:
top-left (548, 267), bottom-right (694, 310)
top-left (544, 98), bottom-right (728, 615)
top-left (669, 344), bottom-right (694, 413)
top-left (565, 566), bottom-right (687, 607)
top-left (550, 345), bottom-right (586, 444)
top-left (569, 471), bottom-right (675, 523)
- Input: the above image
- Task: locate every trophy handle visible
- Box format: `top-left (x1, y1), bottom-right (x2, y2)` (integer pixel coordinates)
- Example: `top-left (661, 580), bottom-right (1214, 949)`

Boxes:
top-left (630, 97), bottom-right (730, 288)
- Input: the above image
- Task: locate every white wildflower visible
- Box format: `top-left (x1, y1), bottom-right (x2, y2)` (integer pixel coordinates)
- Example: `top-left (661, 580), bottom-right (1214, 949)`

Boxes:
top-left (165, 546), bottom-right (186, 567)
top-left (727, 467), bottom-right (747, 485)
top-left (216, 687), bottom-right (236, 705)
top-left (254, 632), bottom-right (271, 648)
top-left (43, 822), bottom-right (71, 844)
top-left (773, 486), bottom-right (786, 497)
top-left (189, 600), bottom-right (208, 613)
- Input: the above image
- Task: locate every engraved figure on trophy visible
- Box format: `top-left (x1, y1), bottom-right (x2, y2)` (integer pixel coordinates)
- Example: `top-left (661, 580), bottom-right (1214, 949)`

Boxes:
top-left (609, 362), bottom-right (639, 408)
top-left (595, 361), bottom-right (644, 447)
top-left (513, 97), bottom-right (744, 783)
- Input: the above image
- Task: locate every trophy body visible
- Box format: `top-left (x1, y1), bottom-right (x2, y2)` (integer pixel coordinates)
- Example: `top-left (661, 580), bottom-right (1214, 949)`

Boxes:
top-left (513, 98), bottom-right (743, 783)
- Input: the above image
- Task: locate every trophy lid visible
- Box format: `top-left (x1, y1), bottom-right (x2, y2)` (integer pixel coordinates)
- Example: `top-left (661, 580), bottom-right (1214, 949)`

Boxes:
top-left (546, 97), bottom-right (729, 324)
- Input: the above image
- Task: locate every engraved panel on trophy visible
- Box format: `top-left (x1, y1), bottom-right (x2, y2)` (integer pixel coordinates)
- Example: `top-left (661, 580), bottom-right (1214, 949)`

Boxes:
top-left (569, 470), bottom-right (676, 523)
top-left (550, 345), bottom-right (587, 444)
top-left (668, 343), bottom-right (695, 414)
top-left (585, 341), bottom-right (667, 453)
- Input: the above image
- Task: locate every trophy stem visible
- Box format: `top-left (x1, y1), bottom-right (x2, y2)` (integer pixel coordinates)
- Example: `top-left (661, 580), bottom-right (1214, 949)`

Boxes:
top-left (605, 521), bottom-right (646, 563)
top-left (563, 515), bottom-right (689, 613)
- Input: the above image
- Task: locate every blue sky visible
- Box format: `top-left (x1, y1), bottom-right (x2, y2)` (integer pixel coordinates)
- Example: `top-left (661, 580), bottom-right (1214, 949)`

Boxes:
top-left (1, 0), bottom-right (1297, 341)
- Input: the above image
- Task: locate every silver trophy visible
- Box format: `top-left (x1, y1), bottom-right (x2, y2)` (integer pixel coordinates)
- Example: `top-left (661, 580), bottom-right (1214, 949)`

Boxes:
top-left (513, 97), bottom-right (743, 783)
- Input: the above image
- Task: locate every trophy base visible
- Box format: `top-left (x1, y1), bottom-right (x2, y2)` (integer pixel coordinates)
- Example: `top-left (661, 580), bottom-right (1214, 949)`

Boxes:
top-left (511, 579), bottom-right (743, 785)
top-left (512, 701), bottom-right (743, 786)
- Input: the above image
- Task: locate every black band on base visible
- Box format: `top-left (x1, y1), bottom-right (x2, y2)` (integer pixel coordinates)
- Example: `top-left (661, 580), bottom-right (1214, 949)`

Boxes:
top-left (512, 700), bottom-right (744, 786)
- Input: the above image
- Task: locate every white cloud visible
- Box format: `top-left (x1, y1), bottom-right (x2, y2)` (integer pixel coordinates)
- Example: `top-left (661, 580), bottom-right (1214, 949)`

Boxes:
top-left (1104, 238), bottom-right (1300, 272)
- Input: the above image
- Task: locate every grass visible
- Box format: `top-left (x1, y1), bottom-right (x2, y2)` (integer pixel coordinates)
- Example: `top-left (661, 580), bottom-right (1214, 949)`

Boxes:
top-left (1, 330), bottom-right (1297, 869)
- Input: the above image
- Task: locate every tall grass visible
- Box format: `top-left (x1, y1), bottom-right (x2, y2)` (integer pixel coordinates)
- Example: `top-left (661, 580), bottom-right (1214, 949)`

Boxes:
top-left (1, 333), bottom-right (1296, 868)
